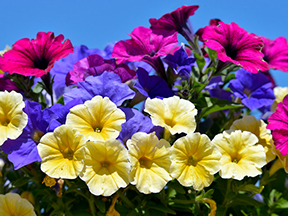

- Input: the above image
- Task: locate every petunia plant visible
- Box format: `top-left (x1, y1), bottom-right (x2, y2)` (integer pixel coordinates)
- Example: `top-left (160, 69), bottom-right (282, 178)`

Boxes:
top-left (1, 4), bottom-right (288, 216)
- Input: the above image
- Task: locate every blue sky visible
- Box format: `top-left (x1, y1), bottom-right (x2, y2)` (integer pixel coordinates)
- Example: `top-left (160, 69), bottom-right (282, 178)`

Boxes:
top-left (1, 0), bottom-right (288, 86)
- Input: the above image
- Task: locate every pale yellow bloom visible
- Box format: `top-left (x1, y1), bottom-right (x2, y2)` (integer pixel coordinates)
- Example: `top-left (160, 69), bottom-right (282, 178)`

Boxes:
top-left (271, 86), bottom-right (288, 112)
top-left (230, 115), bottom-right (275, 163)
top-left (80, 139), bottom-right (130, 197)
top-left (38, 125), bottom-right (86, 179)
top-left (66, 95), bottom-right (126, 141)
top-left (0, 45), bottom-right (11, 56)
top-left (127, 132), bottom-right (172, 194)
top-left (170, 133), bottom-right (221, 190)
top-left (212, 130), bottom-right (266, 180)
top-left (20, 192), bottom-right (35, 205)
top-left (144, 96), bottom-right (197, 135)
top-left (270, 143), bottom-right (288, 175)
top-left (0, 193), bottom-right (36, 216)
top-left (0, 91), bottom-right (28, 145)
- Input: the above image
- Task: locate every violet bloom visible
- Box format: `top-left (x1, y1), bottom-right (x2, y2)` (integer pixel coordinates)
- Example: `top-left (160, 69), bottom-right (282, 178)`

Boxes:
top-left (163, 45), bottom-right (196, 76)
top-left (149, 5), bottom-right (199, 38)
top-left (261, 36), bottom-right (288, 72)
top-left (1, 101), bottom-right (57, 169)
top-left (112, 26), bottom-right (178, 78)
top-left (134, 67), bottom-right (174, 99)
top-left (229, 69), bottom-right (275, 110)
top-left (64, 71), bottom-right (135, 106)
top-left (118, 108), bottom-right (162, 145)
top-left (66, 54), bottom-right (136, 86)
top-left (202, 21), bottom-right (269, 74)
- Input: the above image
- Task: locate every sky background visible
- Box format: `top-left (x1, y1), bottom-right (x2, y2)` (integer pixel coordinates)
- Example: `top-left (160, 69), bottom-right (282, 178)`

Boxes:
top-left (0, 0), bottom-right (288, 86)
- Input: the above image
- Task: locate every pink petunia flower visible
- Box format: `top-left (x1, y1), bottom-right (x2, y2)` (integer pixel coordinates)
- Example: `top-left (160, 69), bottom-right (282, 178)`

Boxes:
top-left (0, 32), bottom-right (73, 77)
top-left (261, 36), bottom-right (288, 72)
top-left (149, 5), bottom-right (199, 37)
top-left (202, 21), bottom-right (269, 74)
top-left (267, 95), bottom-right (288, 155)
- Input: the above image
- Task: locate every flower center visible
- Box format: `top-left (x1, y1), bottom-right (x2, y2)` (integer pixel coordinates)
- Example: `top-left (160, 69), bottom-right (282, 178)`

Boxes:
top-left (243, 88), bottom-right (251, 97)
top-left (231, 153), bottom-right (241, 164)
top-left (187, 155), bottom-right (198, 166)
top-left (0, 115), bottom-right (10, 127)
top-left (139, 156), bottom-right (153, 169)
top-left (225, 43), bottom-right (238, 60)
top-left (62, 147), bottom-right (74, 160)
top-left (34, 57), bottom-right (50, 70)
top-left (32, 130), bottom-right (44, 143)
top-left (101, 161), bottom-right (110, 167)
top-left (95, 127), bottom-right (101, 133)
top-left (164, 118), bottom-right (176, 128)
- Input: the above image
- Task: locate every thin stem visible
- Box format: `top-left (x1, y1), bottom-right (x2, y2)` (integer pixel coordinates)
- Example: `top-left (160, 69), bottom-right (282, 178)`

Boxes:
top-left (88, 194), bottom-right (97, 216)
top-left (117, 189), bottom-right (135, 209)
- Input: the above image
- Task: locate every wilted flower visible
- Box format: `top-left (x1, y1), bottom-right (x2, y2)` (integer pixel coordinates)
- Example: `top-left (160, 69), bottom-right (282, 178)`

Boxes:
top-left (38, 125), bottom-right (86, 179)
top-left (170, 133), bottom-right (221, 190)
top-left (80, 139), bottom-right (130, 197)
top-left (212, 130), bottom-right (266, 180)
top-left (127, 132), bottom-right (171, 194)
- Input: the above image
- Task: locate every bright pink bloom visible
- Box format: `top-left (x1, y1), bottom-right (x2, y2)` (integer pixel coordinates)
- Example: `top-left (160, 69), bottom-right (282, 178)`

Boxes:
top-left (202, 22), bottom-right (269, 74)
top-left (149, 5), bottom-right (199, 37)
top-left (267, 95), bottom-right (288, 155)
top-left (112, 26), bottom-right (178, 64)
top-left (0, 32), bottom-right (73, 77)
top-left (66, 54), bottom-right (136, 86)
top-left (261, 36), bottom-right (288, 72)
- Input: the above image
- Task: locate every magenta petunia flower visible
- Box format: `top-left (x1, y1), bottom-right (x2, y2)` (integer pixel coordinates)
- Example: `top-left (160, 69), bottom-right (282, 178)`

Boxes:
top-left (261, 36), bottom-right (288, 72)
top-left (149, 5), bottom-right (199, 37)
top-left (0, 32), bottom-right (73, 77)
top-left (202, 21), bottom-right (269, 74)
top-left (267, 95), bottom-right (288, 155)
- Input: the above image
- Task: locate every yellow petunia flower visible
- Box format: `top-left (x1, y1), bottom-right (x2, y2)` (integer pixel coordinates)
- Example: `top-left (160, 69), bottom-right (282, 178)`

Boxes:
top-left (170, 133), bottom-right (221, 190)
top-left (127, 132), bottom-right (172, 194)
top-left (212, 130), bottom-right (267, 180)
top-left (0, 193), bottom-right (36, 216)
top-left (66, 95), bottom-right (126, 141)
top-left (37, 125), bottom-right (86, 179)
top-left (80, 139), bottom-right (130, 197)
top-left (271, 86), bottom-right (288, 112)
top-left (0, 91), bottom-right (28, 145)
top-left (230, 115), bottom-right (275, 163)
top-left (144, 96), bottom-right (197, 136)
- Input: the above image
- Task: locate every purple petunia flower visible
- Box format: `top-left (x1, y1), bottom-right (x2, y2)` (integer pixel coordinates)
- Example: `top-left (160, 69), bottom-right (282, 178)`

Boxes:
top-left (229, 69), bottom-right (275, 110)
top-left (133, 67), bottom-right (174, 99)
top-left (118, 108), bottom-right (162, 145)
top-left (64, 71), bottom-right (135, 106)
top-left (202, 21), bottom-right (269, 74)
top-left (65, 54), bottom-right (136, 86)
top-left (1, 101), bottom-right (57, 169)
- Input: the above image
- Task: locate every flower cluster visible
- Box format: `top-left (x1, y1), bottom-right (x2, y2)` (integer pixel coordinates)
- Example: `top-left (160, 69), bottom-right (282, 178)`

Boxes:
top-left (0, 4), bottom-right (288, 216)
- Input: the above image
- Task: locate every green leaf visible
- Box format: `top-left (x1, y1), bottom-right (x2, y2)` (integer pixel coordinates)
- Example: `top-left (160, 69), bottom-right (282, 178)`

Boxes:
top-left (33, 82), bottom-right (44, 94)
top-left (228, 194), bottom-right (264, 208)
top-left (194, 52), bottom-right (206, 72)
top-left (223, 73), bottom-right (235, 85)
top-left (13, 177), bottom-right (30, 187)
top-left (95, 198), bottom-right (106, 213)
top-left (238, 184), bottom-right (264, 194)
top-left (204, 47), bottom-right (218, 64)
top-left (146, 202), bottom-right (176, 215)
top-left (275, 198), bottom-right (288, 209)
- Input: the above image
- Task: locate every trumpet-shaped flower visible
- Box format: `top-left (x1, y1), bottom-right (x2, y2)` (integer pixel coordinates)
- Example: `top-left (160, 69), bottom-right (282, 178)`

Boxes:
top-left (144, 96), bottom-right (197, 135)
top-left (0, 91), bottom-right (28, 146)
top-left (37, 125), bottom-right (86, 179)
top-left (79, 139), bottom-right (130, 197)
top-left (0, 193), bottom-right (36, 216)
top-left (212, 130), bottom-right (267, 180)
top-left (127, 132), bottom-right (172, 194)
top-left (66, 95), bottom-right (126, 141)
top-left (0, 32), bottom-right (73, 77)
top-left (271, 86), bottom-right (288, 112)
top-left (202, 22), bottom-right (269, 74)
top-left (170, 133), bottom-right (221, 190)
top-left (230, 115), bottom-right (275, 163)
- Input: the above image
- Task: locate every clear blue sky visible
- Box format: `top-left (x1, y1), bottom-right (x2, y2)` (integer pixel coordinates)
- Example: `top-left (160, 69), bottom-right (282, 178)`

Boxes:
top-left (1, 0), bottom-right (288, 86)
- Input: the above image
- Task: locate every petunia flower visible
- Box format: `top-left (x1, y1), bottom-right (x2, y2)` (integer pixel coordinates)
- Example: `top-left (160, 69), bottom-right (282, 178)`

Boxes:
top-left (212, 130), bottom-right (266, 180)
top-left (261, 36), bottom-right (288, 72)
top-left (65, 54), bottom-right (136, 86)
top-left (267, 95), bottom-right (288, 155)
top-left (202, 21), bottom-right (269, 74)
top-left (0, 193), bottom-right (36, 216)
top-left (229, 69), bottom-right (275, 110)
top-left (0, 32), bottom-right (73, 77)
top-left (1, 101), bottom-right (56, 169)
top-left (144, 96), bottom-right (197, 135)
top-left (230, 115), bottom-right (275, 163)
top-left (37, 125), bottom-right (86, 179)
top-left (0, 74), bottom-right (21, 92)
top-left (80, 139), bottom-right (130, 197)
top-left (271, 86), bottom-right (288, 112)
top-left (66, 95), bottom-right (126, 141)
top-left (127, 132), bottom-right (171, 194)
top-left (170, 133), bottom-right (221, 190)
top-left (0, 91), bottom-right (28, 146)
top-left (63, 71), bottom-right (135, 106)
